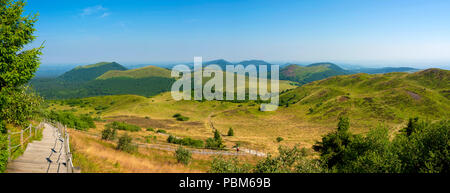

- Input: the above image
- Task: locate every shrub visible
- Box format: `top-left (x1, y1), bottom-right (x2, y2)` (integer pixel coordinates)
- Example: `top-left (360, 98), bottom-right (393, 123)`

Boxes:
top-left (117, 133), bottom-right (137, 153)
top-left (101, 127), bottom-right (117, 141)
top-left (205, 130), bottom-right (225, 150)
top-left (176, 116), bottom-right (189, 121)
top-left (276, 137), bottom-right (284, 143)
top-left (209, 146), bottom-right (319, 173)
top-left (173, 113), bottom-right (189, 121)
top-left (146, 127), bottom-right (155, 132)
top-left (0, 86), bottom-right (42, 127)
top-left (313, 117), bottom-right (450, 173)
top-left (313, 116), bottom-right (354, 169)
top-left (175, 146), bottom-right (192, 165)
top-left (227, 128), bottom-right (234, 136)
top-left (214, 129), bottom-right (222, 141)
top-left (157, 129), bottom-right (167, 134)
top-left (0, 132), bottom-right (8, 173)
top-left (167, 135), bottom-right (204, 148)
top-left (255, 146), bottom-right (309, 173)
top-left (105, 121), bottom-right (141, 132)
top-left (47, 111), bottom-right (95, 131)
top-left (205, 138), bottom-right (225, 150)
top-left (145, 135), bottom-right (157, 143)
top-left (209, 156), bottom-right (252, 173)
top-left (0, 120), bottom-right (6, 134)
top-left (0, 121), bottom-right (8, 173)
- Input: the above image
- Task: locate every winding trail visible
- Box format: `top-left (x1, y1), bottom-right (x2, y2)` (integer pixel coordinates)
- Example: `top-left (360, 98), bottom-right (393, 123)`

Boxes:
top-left (204, 109), bottom-right (267, 157)
top-left (6, 123), bottom-right (69, 173)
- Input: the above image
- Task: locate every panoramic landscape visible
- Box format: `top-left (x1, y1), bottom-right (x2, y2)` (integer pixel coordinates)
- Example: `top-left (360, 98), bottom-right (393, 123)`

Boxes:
top-left (1, 0), bottom-right (449, 177)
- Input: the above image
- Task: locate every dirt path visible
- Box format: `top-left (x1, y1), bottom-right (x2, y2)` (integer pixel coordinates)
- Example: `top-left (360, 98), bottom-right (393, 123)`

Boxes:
top-left (6, 123), bottom-right (69, 173)
top-left (204, 109), bottom-right (266, 157)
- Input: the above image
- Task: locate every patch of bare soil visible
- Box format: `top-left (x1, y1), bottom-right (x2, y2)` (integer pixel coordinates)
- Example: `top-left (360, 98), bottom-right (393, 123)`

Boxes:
top-left (105, 115), bottom-right (175, 129)
top-left (338, 96), bottom-right (350, 102)
top-left (105, 115), bottom-right (203, 130)
top-left (406, 91), bottom-right (421, 101)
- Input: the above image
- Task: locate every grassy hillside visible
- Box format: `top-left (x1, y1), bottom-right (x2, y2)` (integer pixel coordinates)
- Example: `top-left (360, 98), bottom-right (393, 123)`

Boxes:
top-left (58, 62), bottom-right (127, 82)
top-left (30, 63), bottom-right (176, 99)
top-left (46, 69), bottom-right (448, 156)
top-left (97, 65), bottom-right (172, 79)
top-left (280, 69), bottom-right (450, 123)
top-left (31, 62), bottom-right (297, 99)
top-left (280, 62), bottom-right (350, 84)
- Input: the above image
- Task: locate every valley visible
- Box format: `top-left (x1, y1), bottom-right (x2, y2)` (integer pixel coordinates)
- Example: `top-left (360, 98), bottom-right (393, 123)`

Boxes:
top-left (36, 61), bottom-right (449, 172)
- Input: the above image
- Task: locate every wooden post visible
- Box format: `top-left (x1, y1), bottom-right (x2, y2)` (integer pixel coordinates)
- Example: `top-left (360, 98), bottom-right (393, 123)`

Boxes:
top-left (20, 130), bottom-right (23, 148)
top-left (29, 124), bottom-right (32, 138)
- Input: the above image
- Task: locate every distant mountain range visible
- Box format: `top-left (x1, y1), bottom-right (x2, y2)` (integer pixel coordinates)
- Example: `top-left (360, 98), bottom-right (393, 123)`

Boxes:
top-left (351, 67), bottom-right (418, 74)
top-left (30, 60), bottom-right (427, 99)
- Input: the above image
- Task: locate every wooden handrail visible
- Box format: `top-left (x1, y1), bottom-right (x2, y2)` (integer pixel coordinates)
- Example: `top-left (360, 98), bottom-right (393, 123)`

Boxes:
top-left (47, 121), bottom-right (76, 173)
top-left (7, 123), bottom-right (43, 161)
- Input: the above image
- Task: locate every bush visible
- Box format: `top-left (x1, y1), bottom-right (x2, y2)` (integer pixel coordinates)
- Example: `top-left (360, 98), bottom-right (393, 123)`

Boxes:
top-left (0, 132), bottom-right (8, 173)
top-left (157, 129), bottom-right (167, 134)
top-left (0, 86), bottom-right (42, 127)
top-left (205, 130), bottom-right (225, 150)
top-left (227, 128), bottom-right (234, 136)
top-left (0, 120), bottom-right (6, 134)
top-left (146, 127), bottom-right (155, 132)
top-left (0, 120), bottom-right (8, 173)
top-left (47, 110), bottom-right (95, 131)
top-left (205, 138), bottom-right (225, 150)
top-left (176, 116), bottom-right (189, 121)
top-left (173, 113), bottom-right (189, 121)
top-left (145, 135), bottom-right (157, 143)
top-left (175, 146), bottom-right (192, 165)
top-left (105, 121), bottom-right (141, 132)
top-left (101, 127), bottom-right (117, 141)
top-left (209, 146), bottom-right (321, 173)
top-left (314, 117), bottom-right (450, 173)
top-left (313, 116), bottom-right (354, 169)
top-left (117, 133), bottom-right (137, 153)
top-left (276, 137), bottom-right (284, 143)
top-left (209, 156), bottom-right (252, 173)
top-left (167, 135), bottom-right (204, 148)
top-left (255, 146), bottom-right (309, 173)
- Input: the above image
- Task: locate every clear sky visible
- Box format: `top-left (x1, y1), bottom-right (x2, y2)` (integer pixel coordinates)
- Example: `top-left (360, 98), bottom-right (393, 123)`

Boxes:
top-left (24, 0), bottom-right (450, 68)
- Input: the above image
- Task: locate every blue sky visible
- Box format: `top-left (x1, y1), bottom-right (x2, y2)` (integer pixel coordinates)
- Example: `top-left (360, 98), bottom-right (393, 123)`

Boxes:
top-left (25, 0), bottom-right (450, 68)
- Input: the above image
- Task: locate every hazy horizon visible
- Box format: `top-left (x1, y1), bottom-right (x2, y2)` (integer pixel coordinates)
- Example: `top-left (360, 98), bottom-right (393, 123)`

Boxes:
top-left (25, 0), bottom-right (450, 69)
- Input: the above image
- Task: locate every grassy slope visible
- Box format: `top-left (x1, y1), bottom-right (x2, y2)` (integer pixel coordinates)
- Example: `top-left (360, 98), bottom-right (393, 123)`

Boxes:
top-left (58, 62), bottom-right (127, 82)
top-left (280, 63), bottom-right (349, 84)
top-left (280, 69), bottom-right (450, 125)
top-left (49, 68), bottom-right (449, 155)
top-left (97, 66), bottom-right (172, 79)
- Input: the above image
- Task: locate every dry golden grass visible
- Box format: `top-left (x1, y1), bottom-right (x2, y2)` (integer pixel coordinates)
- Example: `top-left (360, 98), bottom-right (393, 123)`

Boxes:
top-left (52, 89), bottom-right (405, 156)
top-left (70, 129), bottom-right (202, 173)
top-left (69, 129), bottom-right (260, 173)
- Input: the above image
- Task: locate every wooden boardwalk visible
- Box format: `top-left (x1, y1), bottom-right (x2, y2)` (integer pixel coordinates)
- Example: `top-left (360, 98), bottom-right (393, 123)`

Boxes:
top-left (6, 123), bottom-right (69, 173)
